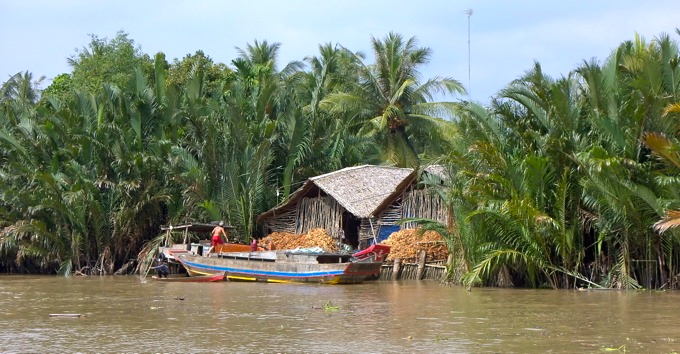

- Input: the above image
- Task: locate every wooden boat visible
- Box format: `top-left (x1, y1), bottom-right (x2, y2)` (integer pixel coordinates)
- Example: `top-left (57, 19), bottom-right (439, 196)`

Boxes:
top-left (151, 272), bottom-right (225, 282)
top-left (173, 244), bottom-right (390, 284)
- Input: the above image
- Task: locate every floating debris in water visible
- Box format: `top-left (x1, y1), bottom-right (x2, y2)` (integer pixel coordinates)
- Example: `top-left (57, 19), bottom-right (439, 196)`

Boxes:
top-left (49, 314), bottom-right (82, 318)
top-left (323, 301), bottom-right (340, 313)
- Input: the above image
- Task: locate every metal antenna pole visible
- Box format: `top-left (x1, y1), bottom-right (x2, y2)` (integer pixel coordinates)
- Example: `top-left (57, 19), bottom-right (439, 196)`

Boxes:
top-left (465, 9), bottom-right (473, 96)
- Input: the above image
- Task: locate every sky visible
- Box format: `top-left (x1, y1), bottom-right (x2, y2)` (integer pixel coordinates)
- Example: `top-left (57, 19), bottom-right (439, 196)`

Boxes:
top-left (2, 0), bottom-right (680, 103)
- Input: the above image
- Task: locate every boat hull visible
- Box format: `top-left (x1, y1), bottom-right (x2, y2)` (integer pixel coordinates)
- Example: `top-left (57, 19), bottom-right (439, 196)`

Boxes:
top-left (177, 253), bottom-right (381, 284)
top-left (151, 273), bottom-right (225, 282)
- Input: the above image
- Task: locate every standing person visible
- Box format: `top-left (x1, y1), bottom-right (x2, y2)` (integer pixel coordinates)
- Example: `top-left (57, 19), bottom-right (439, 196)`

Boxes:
top-left (206, 221), bottom-right (228, 256)
top-left (250, 238), bottom-right (258, 252)
top-left (212, 221), bottom-right (228, 246)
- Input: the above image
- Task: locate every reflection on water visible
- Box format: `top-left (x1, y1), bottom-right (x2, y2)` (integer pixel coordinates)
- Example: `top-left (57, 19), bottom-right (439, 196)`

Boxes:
top-left (1, 276), bottom-right (680, 353)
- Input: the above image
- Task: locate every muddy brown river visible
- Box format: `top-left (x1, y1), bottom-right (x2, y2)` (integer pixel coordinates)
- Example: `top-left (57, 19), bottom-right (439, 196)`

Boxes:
top-left (1, 276), bottom-right (679, 353)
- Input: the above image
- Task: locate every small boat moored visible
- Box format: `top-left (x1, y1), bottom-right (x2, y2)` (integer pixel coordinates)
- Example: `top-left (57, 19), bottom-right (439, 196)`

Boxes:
top-left (151, 272), bottom-right (226, 282)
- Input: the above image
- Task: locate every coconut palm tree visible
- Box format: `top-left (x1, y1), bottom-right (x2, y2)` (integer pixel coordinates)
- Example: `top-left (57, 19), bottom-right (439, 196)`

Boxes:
top-left (1, 71), bottom-right (44, 105)
top-left (323, 32), bottom-right (465, 167)
top-left (275, 43), bottom-right (378, 201)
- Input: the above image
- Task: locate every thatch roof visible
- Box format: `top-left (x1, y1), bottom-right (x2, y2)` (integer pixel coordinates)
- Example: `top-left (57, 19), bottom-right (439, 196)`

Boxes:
top-left (258, 165), bottom-right (416, 221)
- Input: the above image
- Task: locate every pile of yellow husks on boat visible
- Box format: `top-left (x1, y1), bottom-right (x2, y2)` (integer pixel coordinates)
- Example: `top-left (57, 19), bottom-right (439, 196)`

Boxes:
top-left (380, 229), bottom-right (449, 262)
top-left (259, 227), bottom-right (449, 262)
top-left (260, 228), bottom-right (339, 252)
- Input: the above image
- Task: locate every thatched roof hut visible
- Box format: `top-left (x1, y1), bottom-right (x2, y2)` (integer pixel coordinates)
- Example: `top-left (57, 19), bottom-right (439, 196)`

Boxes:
top-left (258, 165), bottom-right (416, 246)
top-left (258, 165), bottom-right (451, 250)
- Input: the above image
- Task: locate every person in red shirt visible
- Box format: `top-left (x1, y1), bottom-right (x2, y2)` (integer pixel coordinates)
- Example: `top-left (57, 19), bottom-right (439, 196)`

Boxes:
top-left (250, 238), bottom-right (258, 252)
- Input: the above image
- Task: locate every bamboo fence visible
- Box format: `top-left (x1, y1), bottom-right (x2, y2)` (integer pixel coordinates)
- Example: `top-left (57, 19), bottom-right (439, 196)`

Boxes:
top-left (264, 196), bottom-right (344, 242)
top-left (378, 256), bottom-right (449, 281)
top-left (400, 188), bottom-right (447, 227)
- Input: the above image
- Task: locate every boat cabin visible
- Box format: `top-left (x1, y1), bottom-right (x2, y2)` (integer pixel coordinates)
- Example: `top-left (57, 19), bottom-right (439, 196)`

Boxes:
top-left (159, 222), bottom-right (236, 260)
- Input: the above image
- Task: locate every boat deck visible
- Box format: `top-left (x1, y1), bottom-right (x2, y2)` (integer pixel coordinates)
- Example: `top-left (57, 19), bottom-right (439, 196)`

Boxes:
top-left (215, 250), bottom-right (354, 264)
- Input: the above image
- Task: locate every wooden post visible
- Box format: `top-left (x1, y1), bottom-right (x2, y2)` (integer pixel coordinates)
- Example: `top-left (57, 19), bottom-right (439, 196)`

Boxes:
top-left (446, 253), bottom-right (454, 281)
top-left (391, 258), bottom-right (401, 280)
top-left (416, 250), bottom-right (427, 280)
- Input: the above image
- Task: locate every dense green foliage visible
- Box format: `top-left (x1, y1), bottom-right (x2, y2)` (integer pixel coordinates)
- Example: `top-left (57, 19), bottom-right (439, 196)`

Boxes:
top-left (1, 31), bottom-right (679, 290)
top-left (428, 33), bottom-right (680, 289)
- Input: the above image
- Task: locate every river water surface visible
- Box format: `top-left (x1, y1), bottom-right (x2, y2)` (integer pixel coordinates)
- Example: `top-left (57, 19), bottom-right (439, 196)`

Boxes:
top-left (1, 276), bottom-right (679, 353)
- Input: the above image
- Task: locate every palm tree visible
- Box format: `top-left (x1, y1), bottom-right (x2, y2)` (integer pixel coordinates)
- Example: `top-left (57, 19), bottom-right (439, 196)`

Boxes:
top-left (1, 71), bottom-right (44, 105)
top-left (323, 32), bottom-right (465, 167)
top-left (275, 43), bottom-right (378, 200)
top-left (175, 40), bottom-right (296, 240)
top-left (1, 59), bottom-right (179, 275)
top-left (647, 105), bottom-right (680, 234)
top-left (573, 34), bottom-right (680, 288)
top-left (443, 61), bottom-right (590, 289)
top-left (648, 133), bottom-right (680, 232)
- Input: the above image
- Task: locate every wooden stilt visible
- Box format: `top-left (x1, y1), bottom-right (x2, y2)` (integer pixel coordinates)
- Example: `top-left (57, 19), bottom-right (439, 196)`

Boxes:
top-left (416, 250), bottom-right (427, 280)
top-left (392, 258), bottom-right (401, 280)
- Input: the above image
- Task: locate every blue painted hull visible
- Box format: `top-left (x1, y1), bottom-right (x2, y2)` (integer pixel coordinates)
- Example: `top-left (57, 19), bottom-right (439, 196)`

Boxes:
top-left (177, 252), bottom-right (382, 284)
